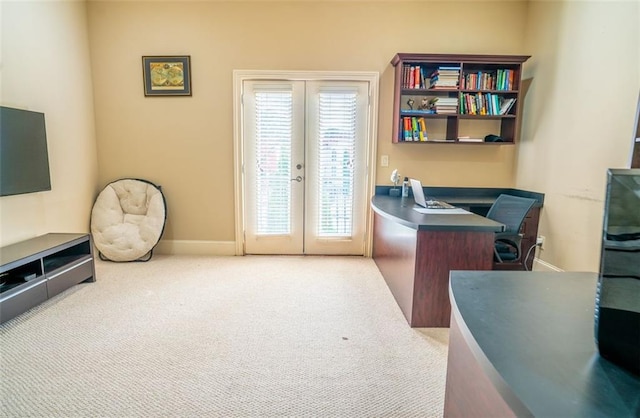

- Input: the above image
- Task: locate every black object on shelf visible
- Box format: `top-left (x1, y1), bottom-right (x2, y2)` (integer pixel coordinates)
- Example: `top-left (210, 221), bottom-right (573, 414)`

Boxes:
top-left (484, 134), bottom-right (503, 142)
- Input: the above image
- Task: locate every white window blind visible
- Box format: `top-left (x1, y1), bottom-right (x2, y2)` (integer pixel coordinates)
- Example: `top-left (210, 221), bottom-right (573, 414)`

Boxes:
top-left (254, 90), bottom-right (292, 235)
top-left (316, 90), bottom-right (357, 237)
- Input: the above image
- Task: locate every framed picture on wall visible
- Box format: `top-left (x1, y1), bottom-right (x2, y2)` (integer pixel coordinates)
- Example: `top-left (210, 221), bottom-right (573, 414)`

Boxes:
top-left (142, 56), bottom-right (192, 96)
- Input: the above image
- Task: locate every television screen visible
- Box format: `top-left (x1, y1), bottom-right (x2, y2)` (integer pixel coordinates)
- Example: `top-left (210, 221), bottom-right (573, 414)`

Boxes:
top-left (0, 106), bottom-right (51, 197)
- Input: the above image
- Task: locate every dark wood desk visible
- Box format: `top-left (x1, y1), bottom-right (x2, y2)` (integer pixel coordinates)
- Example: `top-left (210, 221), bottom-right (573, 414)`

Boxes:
top-left (375, 186), bottom-right (544, 271)
top-left (445, 271), bottom-right (640, 417)
top-left (371, 195), bottom-right (503, 327)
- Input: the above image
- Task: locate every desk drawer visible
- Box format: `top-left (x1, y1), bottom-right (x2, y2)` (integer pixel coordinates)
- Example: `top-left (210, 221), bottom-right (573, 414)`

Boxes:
top-left (46, 256), bottom-right (94, 298)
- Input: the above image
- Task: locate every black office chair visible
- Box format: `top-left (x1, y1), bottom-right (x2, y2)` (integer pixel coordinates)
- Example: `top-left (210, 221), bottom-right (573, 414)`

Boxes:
top-left (486, 194), bottom-right (537, 263)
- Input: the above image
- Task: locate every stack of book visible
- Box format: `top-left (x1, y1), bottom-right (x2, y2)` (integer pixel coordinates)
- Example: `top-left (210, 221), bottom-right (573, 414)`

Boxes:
top-left (401, 117), bottom-right (428, 142)
top-left (429, 66), bottom-right (461, 89)
top-left (433, 97), bottom-right (458, 114)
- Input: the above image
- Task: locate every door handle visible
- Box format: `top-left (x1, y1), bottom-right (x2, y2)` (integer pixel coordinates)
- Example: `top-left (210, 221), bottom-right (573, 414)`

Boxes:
top-left (291, 176), bottom-right (303, 182)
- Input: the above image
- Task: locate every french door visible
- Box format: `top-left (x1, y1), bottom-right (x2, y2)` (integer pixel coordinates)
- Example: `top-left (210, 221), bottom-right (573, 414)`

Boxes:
top-left (242, 79), bottom-right (370, 255)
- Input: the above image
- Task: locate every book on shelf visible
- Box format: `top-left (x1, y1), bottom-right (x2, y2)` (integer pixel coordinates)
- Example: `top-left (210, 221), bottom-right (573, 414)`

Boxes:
top-left (403, 117), bottom-right (411, 141)
top-left (457, 136), bottom-right (484, 142)
top-left (462, 68), bottom-right (516, 91)
top-left (499, 98), bottom-right (517, 115)
top-left (433, 96), bottom-right (458, 114)
top-left (409, 66), bottom-right (414, 89)
top-left (403, 65), bottom-right (410, 88)
top-left (464, 93), bottom-right (476, 115)
top-left (459, 93), bottom-right (465, 114)
top-left (458, 93), bottom-right (515, 116)
top-left (429, 65), bottom-right (460, 89)
top-left (418, 118), bottom-right (427, 141)
top-left (402, 64), bottom-right (429, 89)
top-left (495, 69), bottom-right (515, 90)
top-left (401, 116), bottom-right (428, 141)
top-left (492, 94), bottom-right (500, 115)
top-left (462, 71), bottom-right (497, 90)
top-left (429, 79), bottom-right (459, 88)
top-left (403, 65), bottom-right (415, 89)
top-left (435, 66), bottom-right (461, 72)
top-left (402, 109), bottom-right (436, 115)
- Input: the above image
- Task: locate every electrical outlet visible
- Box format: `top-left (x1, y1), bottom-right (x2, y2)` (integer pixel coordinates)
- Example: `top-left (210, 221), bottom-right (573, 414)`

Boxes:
top-left (381, 155), bottom-right (389, 167)
top-left (536, 235), bottom-right (545, 250)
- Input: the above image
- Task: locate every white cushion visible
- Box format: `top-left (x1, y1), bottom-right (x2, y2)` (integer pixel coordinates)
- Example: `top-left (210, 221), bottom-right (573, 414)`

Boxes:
top-left (91, 179), bottom-right (166, 262)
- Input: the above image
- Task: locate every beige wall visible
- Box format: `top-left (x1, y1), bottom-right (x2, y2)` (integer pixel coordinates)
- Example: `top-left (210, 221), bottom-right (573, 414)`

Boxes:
top-left (87, 1), bottom-right (528, 249)
top-left (518, 0), bottom-right (639, 271)
top-left (0, 1), bottom-right (98, 246)
top-left (9, 1), bottom-right (634, 272)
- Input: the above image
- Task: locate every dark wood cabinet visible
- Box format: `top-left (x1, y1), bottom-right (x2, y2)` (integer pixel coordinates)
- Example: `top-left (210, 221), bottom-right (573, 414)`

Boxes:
top-left (370, 194), bottom-right (505, 327)
top-left (372, 210), bottom-right (496, 328)
top-left (391, 53), bottom-right (530, 144)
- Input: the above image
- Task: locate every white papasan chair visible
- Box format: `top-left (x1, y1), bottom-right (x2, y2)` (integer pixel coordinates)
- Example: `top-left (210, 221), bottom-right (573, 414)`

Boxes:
top-left (91, 178), bottom-right (167, 262)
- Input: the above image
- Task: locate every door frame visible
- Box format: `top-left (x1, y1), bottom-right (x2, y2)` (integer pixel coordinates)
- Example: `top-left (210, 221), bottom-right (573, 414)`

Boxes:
top-left (233, 70), bottom-right (379, 256)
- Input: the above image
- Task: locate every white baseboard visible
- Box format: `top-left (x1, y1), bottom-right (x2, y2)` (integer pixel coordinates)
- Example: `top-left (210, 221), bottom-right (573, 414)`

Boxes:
top-left (155, 240), bottom-right (237, 256)
top-left (533, 257), bottom-right (563, 272)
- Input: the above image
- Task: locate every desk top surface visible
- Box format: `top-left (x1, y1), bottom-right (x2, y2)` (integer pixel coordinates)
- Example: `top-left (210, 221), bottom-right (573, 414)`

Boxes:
top-left (371, 195), bottom-right (504, 232)
top-left (449, 271), bottom-right (640, 417)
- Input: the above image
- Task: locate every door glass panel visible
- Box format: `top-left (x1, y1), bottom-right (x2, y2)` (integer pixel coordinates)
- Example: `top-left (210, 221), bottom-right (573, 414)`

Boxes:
top-left (316, 91), bottom-right (357, 237)
top-left (254, 90), bottom-right (292, 235)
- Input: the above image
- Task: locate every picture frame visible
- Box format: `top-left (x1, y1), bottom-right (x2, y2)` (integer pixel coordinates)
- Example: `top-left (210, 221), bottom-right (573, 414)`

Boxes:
top-left (142, 56), bottom-right (192, 96)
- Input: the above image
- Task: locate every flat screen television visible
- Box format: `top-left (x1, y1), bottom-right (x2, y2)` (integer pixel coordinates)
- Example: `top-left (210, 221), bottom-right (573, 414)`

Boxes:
top-left (594, 168), bottom-right (640, 375)
top-left (0, 106), bottom-right (51, 197)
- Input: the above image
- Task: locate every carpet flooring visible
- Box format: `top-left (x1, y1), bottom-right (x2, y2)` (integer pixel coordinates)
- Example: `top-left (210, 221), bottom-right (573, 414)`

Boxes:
top-left (0, 255), bottom-right (448, 417)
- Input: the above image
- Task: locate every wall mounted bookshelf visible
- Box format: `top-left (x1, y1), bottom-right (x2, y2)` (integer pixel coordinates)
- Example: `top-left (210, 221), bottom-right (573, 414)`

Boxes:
top-left (391, 53), bottom-right (530, 144)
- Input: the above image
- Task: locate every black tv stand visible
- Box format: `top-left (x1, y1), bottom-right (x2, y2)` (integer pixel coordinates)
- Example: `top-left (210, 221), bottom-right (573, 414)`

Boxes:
top-left (0, 233), bottom-right (96, 324)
